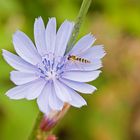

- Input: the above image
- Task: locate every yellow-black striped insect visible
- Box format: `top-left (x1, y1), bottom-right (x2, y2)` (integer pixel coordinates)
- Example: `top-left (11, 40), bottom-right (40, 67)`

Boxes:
top-left (67, 55), bottom-right (90, 63)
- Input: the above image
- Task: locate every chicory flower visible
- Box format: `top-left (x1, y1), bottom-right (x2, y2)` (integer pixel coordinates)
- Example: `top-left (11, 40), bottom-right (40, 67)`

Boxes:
top-left (2, 17), bottom-right (105, 115)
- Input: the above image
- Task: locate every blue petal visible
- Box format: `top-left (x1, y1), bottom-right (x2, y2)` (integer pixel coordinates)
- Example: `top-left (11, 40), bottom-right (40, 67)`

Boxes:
top-left (70, 91), bottom-right (87, 108)
top-left (37, 83), bottom-right (51, 115)
top-left (49, 82), bottom-right (64, 110)
top-left (10, 71), bottom-right (39, 85)
top-left (55, 20), bottom-right (74, 56)
top-left (80, 45), bottom-right (106, 60)
top-left (69, 33), bottom-right (95, 55)
top-left (6, 79), bottom-right (46, 100)
top-left (62, 70), bottom-right (101, 82)
top-left (53, 79), bottom-right (72, 102)
top-left (65, 87), bottom-right (87, 108)
top-left (60, 78), bottom-right (96, 94)
top-left (45, 17), bottom-right (57, 53)
top-left (25, 79), bottom-right (46, 100)
top-left (2, 49), bottom-right (38, 73)
top-left (13, 30), bottom-right (41, 65)
top-left (34, 17), bottom-right (47, 56)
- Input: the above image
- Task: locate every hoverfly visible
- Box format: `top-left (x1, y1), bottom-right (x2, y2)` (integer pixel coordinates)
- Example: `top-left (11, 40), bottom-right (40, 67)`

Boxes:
top-left (67, 55), bottom-right (90, 63)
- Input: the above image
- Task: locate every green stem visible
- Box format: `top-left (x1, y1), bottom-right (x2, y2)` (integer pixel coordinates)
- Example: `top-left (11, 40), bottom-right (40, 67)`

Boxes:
top-left (28, 111), bottom-right (43, 140)
top-left (65, 0), bottom-right (92, 53)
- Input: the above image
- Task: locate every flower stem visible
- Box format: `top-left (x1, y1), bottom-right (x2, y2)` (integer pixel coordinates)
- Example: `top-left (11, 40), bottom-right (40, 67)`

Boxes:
top-left (28, 111), bottom-right (43, 140)
top-left (65, 0), bottom-right (92, 53)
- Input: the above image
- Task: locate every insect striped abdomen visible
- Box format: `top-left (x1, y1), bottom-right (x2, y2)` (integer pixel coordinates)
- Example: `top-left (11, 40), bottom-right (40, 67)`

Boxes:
top-left (68, 55), bottom-right (90, 63)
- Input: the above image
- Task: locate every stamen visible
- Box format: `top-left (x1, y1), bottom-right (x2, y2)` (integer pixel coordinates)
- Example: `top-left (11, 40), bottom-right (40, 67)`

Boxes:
top-left (37, 54), bottom-right (66, 80)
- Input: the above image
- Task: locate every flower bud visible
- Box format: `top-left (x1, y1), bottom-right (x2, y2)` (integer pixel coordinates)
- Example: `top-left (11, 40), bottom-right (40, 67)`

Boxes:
top-left (40, 103), bottom-right (70, 131)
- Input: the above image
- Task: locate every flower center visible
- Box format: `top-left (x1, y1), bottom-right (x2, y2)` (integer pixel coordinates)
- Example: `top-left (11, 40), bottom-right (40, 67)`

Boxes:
top-left (37, 53), bottom-right (66, 81)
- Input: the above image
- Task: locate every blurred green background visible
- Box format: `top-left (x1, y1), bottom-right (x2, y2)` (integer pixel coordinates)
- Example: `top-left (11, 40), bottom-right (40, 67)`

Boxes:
top-left (0, 0), bottom-right (140, 140)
